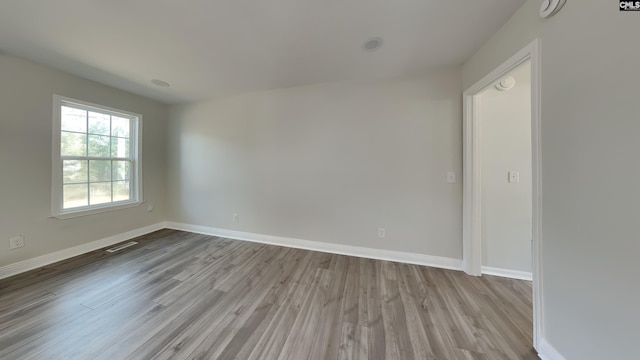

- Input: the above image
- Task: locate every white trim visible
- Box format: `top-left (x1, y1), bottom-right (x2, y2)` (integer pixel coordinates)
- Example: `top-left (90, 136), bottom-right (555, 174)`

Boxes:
top-left (463, 39), bottom-right (543, 351)
top-left (0, 222), bottom-right (165, 280)
top-left (51, 95), bottom-right (144, 219)
top-left (462, 92), bottom-right (483, 275)
top-left (481, 266), bottom-right (532, 281)
top-left (165, 222), bottom-right (463, 271)
top-left (52, 201), bottom-right (143, 219)
top-left (0, 221), bottom-right (461, 282)
top-left (538, 338), bottom-right (567, 360)
top-left (531, 39), bottom-right (544, 353)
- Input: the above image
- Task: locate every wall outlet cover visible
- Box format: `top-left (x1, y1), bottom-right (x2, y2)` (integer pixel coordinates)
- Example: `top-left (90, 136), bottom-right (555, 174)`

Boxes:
top-left (508, 171), bottom-right (520, 183)
top-left (447, 171), bottom-right (457, 184)
top-left (9, 235), bottom-right (25, 250)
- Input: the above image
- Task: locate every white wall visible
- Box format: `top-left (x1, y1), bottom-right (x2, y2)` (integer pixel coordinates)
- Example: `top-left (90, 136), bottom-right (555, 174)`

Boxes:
top-left (168, 68), bottom-right (462, 258)
top-left (0, 55), bottom-right (168, 268)
top-left (462, 0), bottom-right (542, 90)
top-left (480, 62), bottom-right (532, 274)
top-left (464, 1), bottom-right (640, 359)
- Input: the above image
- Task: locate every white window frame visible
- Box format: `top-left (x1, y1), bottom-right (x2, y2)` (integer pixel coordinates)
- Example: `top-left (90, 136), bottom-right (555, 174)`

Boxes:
top-left (51, 95), bottom-right (143, 219)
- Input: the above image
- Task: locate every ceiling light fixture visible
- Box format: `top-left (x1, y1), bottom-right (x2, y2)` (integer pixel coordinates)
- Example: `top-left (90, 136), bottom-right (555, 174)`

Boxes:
top-left (495, 76), bottom-right (516, 91)
top-left (363, 37), bottom-right (383, 52)
top-left (540, 0), bottom-right (566, 18)
top-left (151, 79), bottom-right (170, 87)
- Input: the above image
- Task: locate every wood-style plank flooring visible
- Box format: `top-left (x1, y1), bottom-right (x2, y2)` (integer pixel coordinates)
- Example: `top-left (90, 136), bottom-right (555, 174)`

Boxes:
top-left (0, 230), bottom-right (538, 359)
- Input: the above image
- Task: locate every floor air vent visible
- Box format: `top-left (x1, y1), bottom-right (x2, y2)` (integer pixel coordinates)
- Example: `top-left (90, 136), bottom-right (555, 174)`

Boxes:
top-left (106, 241), bottom-right (139, 253)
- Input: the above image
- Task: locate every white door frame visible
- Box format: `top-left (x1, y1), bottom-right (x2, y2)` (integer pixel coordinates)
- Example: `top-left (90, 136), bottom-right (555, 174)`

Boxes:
top-left (462, 39), bottom-right (543, 350)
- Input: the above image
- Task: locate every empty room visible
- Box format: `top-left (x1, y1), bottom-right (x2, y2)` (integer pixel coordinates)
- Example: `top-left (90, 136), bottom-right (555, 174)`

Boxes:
top-left (0, 1), bottom-right (638, 359)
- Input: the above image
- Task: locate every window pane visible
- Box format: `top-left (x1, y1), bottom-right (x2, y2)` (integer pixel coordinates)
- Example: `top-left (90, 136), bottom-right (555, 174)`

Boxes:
top-left (61, 131), bottom-right (87, 156)
top-left (112, 116), bottom-right (130, 138)
top-left (88, 135), bottom-right (110, 157)
top-left (112, 161), bottom-right (130, 181)
top-left (56, 97), bottom-right (139, 215)
top-left (89, 160), bottom-right (111, 182)
top-left (61, 106), bottom-right (87, 133)
top-left (110, 137), bottom-right (130, 158)
top-left (63, 184), bottom-right (88, 209)
top-left (113, 181), bottom-right (131, 202)
top-left (90, 183), bottom-right (112, 205)
top-left (88, 112), bottom-right (110, 135)
top-left (63, 160), bottom-right (88, 184)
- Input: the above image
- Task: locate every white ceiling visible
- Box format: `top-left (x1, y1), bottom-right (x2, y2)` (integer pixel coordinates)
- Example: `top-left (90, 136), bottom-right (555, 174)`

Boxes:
top-left (0, 0), bottom-right (526, 104)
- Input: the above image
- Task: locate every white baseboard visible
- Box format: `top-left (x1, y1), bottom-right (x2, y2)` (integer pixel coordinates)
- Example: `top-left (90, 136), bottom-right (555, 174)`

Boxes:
top-left (482, 266), bottom-right (533, 281)
top-left (538, 338), bottom-right (567, 360)
top-left (1, 221), bottom-right (462, 280)
top-left (0, 222), bottom-right (166, 280)
top-left (165, 222), bottom-right (463, 271)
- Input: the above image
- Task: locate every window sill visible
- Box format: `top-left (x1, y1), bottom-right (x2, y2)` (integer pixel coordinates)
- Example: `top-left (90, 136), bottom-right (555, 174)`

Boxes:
top-left (52, 200), bottom-right (143, 219)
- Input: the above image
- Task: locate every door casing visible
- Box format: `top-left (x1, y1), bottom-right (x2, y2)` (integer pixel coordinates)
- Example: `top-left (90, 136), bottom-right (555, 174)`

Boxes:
top-left (462, 39), bottom-right (543, 351)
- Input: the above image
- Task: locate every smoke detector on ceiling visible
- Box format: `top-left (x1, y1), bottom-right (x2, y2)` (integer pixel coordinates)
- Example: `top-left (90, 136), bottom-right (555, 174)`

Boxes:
top-left (540, 0), bottom-right (567, 18)
top-left (363, 38), bottom-right (383, 52)
top-left (495, 76), bottom-right (516, 91)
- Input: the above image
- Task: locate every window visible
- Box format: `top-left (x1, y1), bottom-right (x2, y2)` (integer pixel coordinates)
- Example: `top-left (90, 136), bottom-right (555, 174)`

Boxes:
top-left (52, 95), bottom-right (142, 218)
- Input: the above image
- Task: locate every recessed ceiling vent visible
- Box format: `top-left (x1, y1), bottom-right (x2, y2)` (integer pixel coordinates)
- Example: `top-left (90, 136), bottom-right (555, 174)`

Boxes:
top-left (363, 37), bottom-right (383, 52)
top-left (495, 76), bottom-right (516, 91)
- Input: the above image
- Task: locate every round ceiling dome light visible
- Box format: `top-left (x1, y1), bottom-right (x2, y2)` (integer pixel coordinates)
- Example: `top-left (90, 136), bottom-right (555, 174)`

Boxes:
top-left (495, 76), bottom-right (516, 91)
top-left (363, 37), bottom-right (383, 52)
top-left (540, 0), bottom-right (566, 18)
top-left (151, 79), bottom-right (170, 87)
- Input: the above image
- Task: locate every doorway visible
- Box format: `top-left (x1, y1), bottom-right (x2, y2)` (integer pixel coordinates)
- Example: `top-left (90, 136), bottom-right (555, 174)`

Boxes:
top-left (462, 39), bottom-right (542, 351)
top-left (477, 60), bottom-right (532, 280)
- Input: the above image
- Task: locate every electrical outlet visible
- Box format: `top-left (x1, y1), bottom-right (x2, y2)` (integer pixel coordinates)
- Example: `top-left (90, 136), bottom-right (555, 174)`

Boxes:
top-left (447, 171), bottom-right (456, 184)
top-left (9, 235), bottom-right (24, 250)
top-left (508, 171), bottom-right (520, 183)
top-left (378, 228), bottom-right (386, 238)
top-left (146, 202), bottom-right (154, 212)
top-left (233, 213), bottom-right (239, 222)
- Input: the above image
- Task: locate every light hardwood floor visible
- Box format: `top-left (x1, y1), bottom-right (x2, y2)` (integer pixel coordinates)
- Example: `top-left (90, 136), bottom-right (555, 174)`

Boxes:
top-left (0, 230), bottom-right (538, 359)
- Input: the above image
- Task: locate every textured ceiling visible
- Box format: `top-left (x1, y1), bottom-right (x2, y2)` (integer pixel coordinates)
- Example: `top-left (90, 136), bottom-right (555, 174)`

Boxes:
top-left (0, 0), bottom-right (526, 103)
